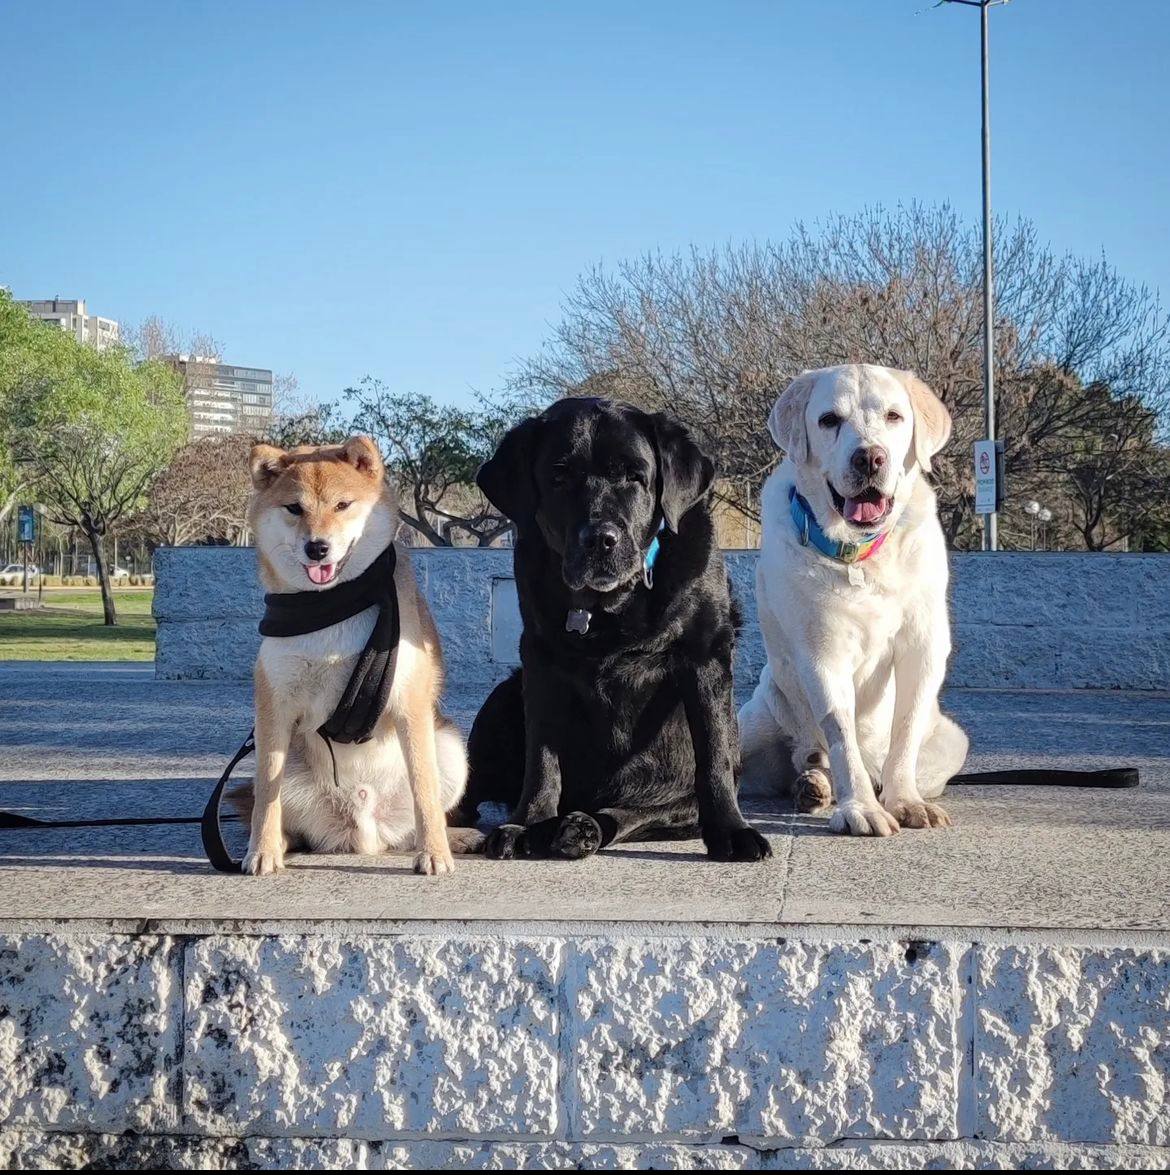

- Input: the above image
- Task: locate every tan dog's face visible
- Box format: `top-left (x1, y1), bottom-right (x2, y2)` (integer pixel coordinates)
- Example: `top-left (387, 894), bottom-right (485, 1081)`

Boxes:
top-left (769, 364), bottom-right (952, 539)
top-left (247, 436), bottom-right (396, 590)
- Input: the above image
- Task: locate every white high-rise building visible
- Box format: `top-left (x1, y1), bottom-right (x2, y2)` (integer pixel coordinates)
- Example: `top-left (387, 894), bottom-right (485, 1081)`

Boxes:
top-left (20, 298), bottom-right (120, 350)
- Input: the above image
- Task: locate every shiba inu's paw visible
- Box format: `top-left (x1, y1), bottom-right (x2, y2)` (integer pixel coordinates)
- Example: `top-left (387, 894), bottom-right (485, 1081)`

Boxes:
top-left (242, 843), bottom-right (285, 875)
top-left (884, 798), bottom-right (953, 830)
top-left (414, 843), bottom-right (456, 875)
top-left (829, 799), bottom-right (900, 837)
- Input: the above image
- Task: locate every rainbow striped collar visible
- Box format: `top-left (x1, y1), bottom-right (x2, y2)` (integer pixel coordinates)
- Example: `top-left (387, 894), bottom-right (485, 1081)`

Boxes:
top-left (788, 486), bottom-right (888, 565)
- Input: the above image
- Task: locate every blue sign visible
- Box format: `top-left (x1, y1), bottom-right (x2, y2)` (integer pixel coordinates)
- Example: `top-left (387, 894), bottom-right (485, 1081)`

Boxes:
top-left (17, 505), bottom-right (35, 545)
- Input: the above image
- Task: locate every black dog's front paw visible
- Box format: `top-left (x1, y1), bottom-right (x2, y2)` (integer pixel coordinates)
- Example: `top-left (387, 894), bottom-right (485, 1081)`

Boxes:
top-left (548, 811), bottom-right (603, 860)
top-left (484, 823), bottom-right (529, 860)
top-left (704, 824), bottom-right (773, 862)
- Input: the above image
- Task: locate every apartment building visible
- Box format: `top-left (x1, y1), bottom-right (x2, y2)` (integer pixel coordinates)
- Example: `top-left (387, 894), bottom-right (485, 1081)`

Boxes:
top-left (20, 297), bottom-right (120, 350)
top-left (173, 355), bottom-right (274, 437)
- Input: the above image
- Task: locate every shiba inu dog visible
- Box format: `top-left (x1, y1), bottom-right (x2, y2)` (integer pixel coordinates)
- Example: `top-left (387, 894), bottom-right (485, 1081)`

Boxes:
top-left (240, 435), bottom-right (481, 875)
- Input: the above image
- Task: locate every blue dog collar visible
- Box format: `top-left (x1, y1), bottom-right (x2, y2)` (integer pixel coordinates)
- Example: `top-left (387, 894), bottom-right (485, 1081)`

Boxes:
top-left (788, 485), bottom-right (888, 565)
top-left (643, 520), bottom-right (665, 588)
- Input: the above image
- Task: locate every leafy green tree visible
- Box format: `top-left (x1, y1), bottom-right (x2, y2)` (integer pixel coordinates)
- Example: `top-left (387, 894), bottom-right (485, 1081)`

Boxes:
top-left (3, 292), bottom-right (188, 623)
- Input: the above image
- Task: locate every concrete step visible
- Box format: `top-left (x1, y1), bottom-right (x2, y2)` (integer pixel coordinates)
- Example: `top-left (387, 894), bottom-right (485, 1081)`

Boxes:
top-left (0, 666), bottom-right (1168, 1169)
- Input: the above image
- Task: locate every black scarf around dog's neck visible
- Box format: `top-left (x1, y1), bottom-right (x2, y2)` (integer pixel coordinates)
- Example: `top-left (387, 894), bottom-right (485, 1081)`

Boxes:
top-left (260, 543), bottom-right (400, 745)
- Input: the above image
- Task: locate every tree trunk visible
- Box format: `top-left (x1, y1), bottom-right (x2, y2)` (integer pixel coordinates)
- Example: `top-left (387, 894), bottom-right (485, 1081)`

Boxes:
top-left (82, 525), bottom-right (118, 626)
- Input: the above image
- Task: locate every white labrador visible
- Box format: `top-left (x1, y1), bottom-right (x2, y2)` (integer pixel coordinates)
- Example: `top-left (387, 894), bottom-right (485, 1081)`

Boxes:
top-left (739, 364), bottom-right (969, 836)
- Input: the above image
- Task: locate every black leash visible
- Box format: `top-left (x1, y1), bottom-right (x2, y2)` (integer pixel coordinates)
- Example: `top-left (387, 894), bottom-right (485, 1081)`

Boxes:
top-left (948, 767), bottom-right (1139, 788)
top-left (200, 729), bottom-right (256, 873)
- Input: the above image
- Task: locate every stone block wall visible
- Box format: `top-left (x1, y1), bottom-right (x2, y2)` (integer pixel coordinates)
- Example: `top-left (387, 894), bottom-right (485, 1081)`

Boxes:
top-left (1, 930), bottom-right (1168, 1168)
top-left (154, 547), bottom-right (1170, 691)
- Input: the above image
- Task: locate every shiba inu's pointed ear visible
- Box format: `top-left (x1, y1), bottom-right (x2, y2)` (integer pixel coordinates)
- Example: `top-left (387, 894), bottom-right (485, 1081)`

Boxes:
top-left (339, 435), bottom-right (385, 480)
top-left (768, 371), bottom-right (816, 463)
top-left (477, 416), bottom-right (542, 524)
top-left (895, 370), bottom-right (952, 472)
top-left (250, 444), bottom-right (288, 489)
top-left (648, 412), bottom-right (715, 533)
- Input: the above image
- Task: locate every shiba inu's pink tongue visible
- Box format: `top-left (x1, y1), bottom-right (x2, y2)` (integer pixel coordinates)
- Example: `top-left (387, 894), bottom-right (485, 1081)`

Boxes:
top-left (307, 563), bottom-right (336, 585)
top-left (845, 495), bottom-right (888, 525)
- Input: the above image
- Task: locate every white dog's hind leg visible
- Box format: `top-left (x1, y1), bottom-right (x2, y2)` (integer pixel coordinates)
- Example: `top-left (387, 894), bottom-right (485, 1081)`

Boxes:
top-left (738, 667), bottom-right (793, 798)
top-left (915, 710), bottom-right (969, 800)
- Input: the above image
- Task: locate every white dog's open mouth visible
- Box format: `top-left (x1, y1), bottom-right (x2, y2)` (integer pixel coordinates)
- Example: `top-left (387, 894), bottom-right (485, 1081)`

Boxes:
top-left (829, 483), bottom-right (892, 528)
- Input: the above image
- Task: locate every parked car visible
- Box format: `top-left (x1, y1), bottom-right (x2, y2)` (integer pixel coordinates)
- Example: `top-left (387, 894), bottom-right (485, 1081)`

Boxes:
top-left (109, 565), bottom-right (131, 581)
top-left (0, 563), bottom-right (39, 586)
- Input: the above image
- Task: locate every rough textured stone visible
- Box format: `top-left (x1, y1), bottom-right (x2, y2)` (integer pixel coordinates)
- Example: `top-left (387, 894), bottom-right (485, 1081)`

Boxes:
top-left (570, 938), bottom-right (962, 1143)
top-left (976, 946), bottom-right (1170, 1146)
top-left (152, 547), bottom-right (1170, 689)
top-left (182, 935), bottom-right (561, 1138)
top-left (5, 1133), bottom-right (1168, 1170)
top-left (0, 934), bottom-right (180, 1133)
top-left (155, 618), bottom-right (262, 680)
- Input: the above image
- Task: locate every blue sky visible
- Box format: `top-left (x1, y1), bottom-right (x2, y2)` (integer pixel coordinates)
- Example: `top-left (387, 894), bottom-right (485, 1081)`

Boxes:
top-left (3, 0), bottom-right (1167, 409)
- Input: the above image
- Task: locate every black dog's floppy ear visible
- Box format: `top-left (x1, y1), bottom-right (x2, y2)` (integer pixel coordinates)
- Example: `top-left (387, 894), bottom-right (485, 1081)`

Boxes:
top-left (649, 412), bottom-right (715, 532)
top-left (476, 416), bottom-right (543, 524)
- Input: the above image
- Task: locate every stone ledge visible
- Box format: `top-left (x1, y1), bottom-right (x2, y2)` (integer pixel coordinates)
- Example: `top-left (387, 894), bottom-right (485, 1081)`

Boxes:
top-left (3, 1132), bottom-right (1170, 1170)
top-left (2, 932), bottom-right (1168, 1153)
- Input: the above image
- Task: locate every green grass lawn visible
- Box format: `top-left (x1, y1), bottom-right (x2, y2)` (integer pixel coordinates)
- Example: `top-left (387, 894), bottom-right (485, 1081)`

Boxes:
top-left (0, 588), bottom-right (156, 661)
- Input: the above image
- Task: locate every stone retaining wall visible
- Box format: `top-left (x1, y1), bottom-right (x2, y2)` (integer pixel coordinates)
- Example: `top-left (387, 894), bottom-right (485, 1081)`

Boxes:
top-left (1, 929), bottom-right (1167, 1169)
top-left (154, 547), bottom-right (1170, 691)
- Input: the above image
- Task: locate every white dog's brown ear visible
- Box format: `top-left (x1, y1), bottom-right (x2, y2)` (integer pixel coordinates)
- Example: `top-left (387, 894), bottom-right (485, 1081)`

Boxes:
top-left (768, 371), bottom-right (817, 463)
top-left (339, 435), bottom-right (385, 480)
top-left (250, 444), bottom-right (288, 489)
top-left (898, 371), bottom-right (953, 472)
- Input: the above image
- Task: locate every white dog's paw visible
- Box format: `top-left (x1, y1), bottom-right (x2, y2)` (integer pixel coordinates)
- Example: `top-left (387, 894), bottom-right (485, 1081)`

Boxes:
top-left (792, 768), bottom-right (833, 813)
top-left (414, 845), bottom-right (456, 876)
top-left (884, 799), bottom-right (953, 830)
top-left (829, 800), bottom-right (900, 837)
top-left (242, 843), bottom-right (285, 876)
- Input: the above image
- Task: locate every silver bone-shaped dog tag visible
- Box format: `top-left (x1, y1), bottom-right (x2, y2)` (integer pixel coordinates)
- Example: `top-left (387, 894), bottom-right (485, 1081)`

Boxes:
top-left (565, 608), bottom-right (592, 635)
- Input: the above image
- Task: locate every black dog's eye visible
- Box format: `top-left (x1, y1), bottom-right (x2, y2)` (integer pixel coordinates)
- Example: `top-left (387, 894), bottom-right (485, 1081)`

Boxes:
top-left (818, 412), bottom-right (841, 430)
top-left (336, 500), bottom-right (350, 511)
top-left (886, 410), bottom-right (904, 424)
top-left (285, 503), bottom-right (303, 517)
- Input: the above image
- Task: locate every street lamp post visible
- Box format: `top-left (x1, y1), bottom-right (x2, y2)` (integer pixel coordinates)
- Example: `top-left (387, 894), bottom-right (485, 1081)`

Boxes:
top-left (944, 0), bottom-right (1010, 552)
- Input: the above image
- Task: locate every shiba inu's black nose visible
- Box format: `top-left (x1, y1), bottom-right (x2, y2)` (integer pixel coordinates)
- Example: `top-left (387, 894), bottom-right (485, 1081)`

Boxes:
top-left (304, 539), bottom-right (330, 562)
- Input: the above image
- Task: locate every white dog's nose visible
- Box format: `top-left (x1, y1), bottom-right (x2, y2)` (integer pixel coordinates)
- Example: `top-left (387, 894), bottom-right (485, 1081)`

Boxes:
top-left (850, 446), bottom-right (888, 478)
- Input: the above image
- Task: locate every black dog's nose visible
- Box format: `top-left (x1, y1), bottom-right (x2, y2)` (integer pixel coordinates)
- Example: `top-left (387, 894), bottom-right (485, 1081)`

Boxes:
top-left (850, 446), bottom-right (888, 477)
top-left (581, 523), bottom-right (620, 553)
top-left (304, 538), bottom-right (330, 562)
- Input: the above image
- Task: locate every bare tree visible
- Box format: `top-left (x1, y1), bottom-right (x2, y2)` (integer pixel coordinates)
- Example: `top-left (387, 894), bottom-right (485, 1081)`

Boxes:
top-left (134, 434), bottom-right (253, 547)
top-left (347, 379), bottom-right (517, 546)
top-left (515, 205), bottom-right (1170, 549)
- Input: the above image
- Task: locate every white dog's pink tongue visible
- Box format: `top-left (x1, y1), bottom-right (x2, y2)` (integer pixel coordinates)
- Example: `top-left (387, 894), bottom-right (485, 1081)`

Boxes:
top-left (845, 496), bottom-right (887, 525)
top-left (307, 563), bottom-right (335, 585)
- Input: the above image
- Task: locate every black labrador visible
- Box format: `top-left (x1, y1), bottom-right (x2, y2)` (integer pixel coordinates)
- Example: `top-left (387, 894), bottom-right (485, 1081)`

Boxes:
top-left (456, 397), bottom-right (771, 862)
